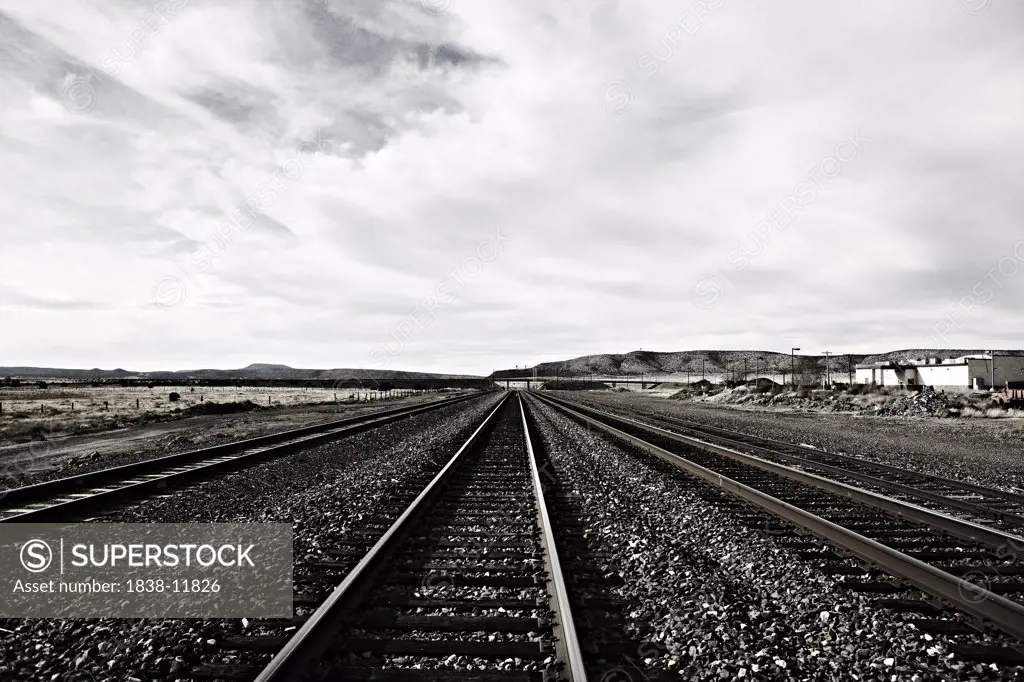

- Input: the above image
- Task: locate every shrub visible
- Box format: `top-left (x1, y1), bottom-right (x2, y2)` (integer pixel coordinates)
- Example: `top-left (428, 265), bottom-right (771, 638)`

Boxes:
top-left (168, 392), bottom-right (181, 402)
top-left (37, 381), bottom-right (48, 389)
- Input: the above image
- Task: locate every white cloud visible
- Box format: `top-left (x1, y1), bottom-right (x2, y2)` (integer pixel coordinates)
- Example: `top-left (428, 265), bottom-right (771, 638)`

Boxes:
top-left (0, 0), bottom-right (1022, 373)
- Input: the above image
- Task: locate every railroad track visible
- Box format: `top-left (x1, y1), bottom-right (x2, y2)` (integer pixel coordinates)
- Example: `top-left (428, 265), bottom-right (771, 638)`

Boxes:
top-left (0, 392), bottom-right (482, 523)
top-left (574, 394), bottom-right (1024, 533)
top-left (190, 392), bottom-right (660, 682)
top-left (530, 391), bottom-right (1024, 664)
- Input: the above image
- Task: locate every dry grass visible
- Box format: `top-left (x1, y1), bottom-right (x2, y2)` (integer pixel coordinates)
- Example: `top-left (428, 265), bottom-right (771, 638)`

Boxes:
top-left (0, 385), bottom-right (398, 444)
top-left (960, 406), bottom-right (1024, 419)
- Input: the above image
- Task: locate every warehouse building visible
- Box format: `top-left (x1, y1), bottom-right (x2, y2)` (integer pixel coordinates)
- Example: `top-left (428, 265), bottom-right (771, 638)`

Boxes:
top-left (855, 354), bottom-right (1024, 390)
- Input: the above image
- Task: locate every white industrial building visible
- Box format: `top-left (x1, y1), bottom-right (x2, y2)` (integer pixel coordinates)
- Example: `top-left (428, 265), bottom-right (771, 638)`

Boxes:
top-left (855, 354), bottom-right (1024, 390)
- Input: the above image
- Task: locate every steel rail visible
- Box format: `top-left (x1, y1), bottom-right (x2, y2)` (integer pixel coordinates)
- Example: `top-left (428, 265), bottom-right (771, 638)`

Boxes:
top-left (590, 399), bottom-right (1024, 523)
top-left (0, 392), bottom-right (482, 523)
top-left (665, 425), bottom-right (1024, 527)
top-left (253, 392), bottom-right (512, 682)
top-left (535, 392), bottom-right (1024, 552)
top-left (610, 402), bottom-right (1024, 507)
top-left (528, 393), bottom-right (1024, 643)
top-left (518, 392), bottom-right (588, 682)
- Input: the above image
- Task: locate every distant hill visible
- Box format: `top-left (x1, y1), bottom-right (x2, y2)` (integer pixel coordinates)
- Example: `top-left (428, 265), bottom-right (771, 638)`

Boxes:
top-left (491, 348), bottom-right (1024, 379)
top-left (0, 364), bottom-right (481, 381)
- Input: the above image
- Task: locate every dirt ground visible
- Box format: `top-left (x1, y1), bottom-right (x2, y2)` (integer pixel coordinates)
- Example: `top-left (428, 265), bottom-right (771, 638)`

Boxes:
top-left (571, 390), bottom-right (1024, 491)
top-left (0, 391), bottom-right (460, 489)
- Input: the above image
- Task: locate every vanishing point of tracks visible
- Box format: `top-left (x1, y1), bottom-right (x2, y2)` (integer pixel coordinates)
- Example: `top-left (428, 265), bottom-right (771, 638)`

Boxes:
top-left (10, 387), bottom-right (1024, 678)
top-left (235, 392), bottom-right (600, 681)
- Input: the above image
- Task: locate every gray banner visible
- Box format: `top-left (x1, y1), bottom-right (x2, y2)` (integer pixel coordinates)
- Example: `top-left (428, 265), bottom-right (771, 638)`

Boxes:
top-left (0, 523), bottom-right (292, 617)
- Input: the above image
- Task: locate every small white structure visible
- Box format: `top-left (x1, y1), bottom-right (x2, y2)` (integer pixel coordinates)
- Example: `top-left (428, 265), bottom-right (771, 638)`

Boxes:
top-left (855, 354), bottom-right (1024, 390)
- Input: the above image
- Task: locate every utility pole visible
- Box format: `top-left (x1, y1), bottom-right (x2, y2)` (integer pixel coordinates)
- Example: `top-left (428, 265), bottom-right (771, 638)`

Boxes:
top-left (743, 358), bottom-right (748, 384)
top-left (824, 351), bottom-right (832, 388)
top-left (701, 358), bottom-right (705, 382)
top-left (990, 351), bottom-right (996, 390)
top-left (791, 348), bottom-right (801, 389)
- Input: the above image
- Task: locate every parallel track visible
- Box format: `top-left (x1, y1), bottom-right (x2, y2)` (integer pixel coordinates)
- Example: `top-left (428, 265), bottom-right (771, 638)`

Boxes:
top-left (576, 394), bottom-right (1024, 532)
top-left (531, 391), bottom-right (1024, 663)
top-left (0, 393), bottom-right (482, 523)
top-left (233, 392), bottom-right (590, 682)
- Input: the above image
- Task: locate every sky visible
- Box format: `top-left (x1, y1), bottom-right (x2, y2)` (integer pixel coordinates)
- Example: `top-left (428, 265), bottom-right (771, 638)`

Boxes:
top-left (0, 0), bottom-right (1022, 375)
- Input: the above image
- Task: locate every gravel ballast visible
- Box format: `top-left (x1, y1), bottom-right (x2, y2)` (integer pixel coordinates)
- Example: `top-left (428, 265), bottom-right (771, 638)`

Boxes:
top-left (526, 396), bottom-right (1015, 681)
top-left (0, 392), bottom-right (503, 681)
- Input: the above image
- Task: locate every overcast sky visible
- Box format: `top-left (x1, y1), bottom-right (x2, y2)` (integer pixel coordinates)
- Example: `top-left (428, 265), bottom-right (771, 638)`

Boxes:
top-left (1, 0), bottom-right (1022, 375)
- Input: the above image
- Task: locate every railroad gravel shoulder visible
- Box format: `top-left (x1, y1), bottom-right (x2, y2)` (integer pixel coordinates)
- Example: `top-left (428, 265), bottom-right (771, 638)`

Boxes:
top-left (0, 392), bottom-right (503, 682)
top-left (578, 392), bottom-right (1024, 492)
top-left (528, 397), bottom-right (1010, 681)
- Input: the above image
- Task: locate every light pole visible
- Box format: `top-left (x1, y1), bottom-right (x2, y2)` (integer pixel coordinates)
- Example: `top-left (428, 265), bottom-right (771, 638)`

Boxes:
top-left (791, 348), bottom-right (800, 389)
